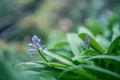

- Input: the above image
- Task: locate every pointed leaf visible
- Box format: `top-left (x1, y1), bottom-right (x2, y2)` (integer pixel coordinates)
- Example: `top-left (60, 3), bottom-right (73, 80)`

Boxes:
top-left (67, 33), bottom-right (81, 57)
top-left (107, 36), bottom-right (120, 54)
top-left (79, 33), bottom-right (104, 54)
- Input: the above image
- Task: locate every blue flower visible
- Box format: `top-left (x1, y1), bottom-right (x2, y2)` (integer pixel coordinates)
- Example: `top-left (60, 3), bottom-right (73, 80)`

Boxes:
top-left (84, 34), bottom-right (90, 48)
top-left (32, 35), bottom-right (41, 44)
top-left (41, 45), bottom-right (46, 50)
top-left (28, 35), bottom-right (45, 56)
top-left (29, 49), bottom-right (36, 56)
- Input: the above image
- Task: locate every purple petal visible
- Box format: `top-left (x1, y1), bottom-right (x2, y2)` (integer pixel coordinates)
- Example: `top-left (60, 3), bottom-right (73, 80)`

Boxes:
top-left (32, 35), bottom-right (37, 43)
top-left (28, 43), bottom-right (33, 46)
top-left (32, 35), bottom-right (41, 43)
top-left (41, 45), bottom-right (46, 50)
top-left (84, 35), bottom-right (90, 45)
top-left (36, 43), bottom-right (40, 48)
top-left (29, 49), bottom-right (35, 56)
top-left (38, 39), bottom-right (41, 42)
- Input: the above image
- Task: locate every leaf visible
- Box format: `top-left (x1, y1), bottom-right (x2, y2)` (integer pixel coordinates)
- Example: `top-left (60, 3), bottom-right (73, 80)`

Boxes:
top-left (79, 33), bottom-right (104, 54)
top-left (80, 65), bottom-right (120, 79)
top-left (58, 66), bottom-right (98, 80)
top-left (107, 17), bottom-right (118, 31)
top-left (81, 49), bottom-right (100, 55)
top-left (58, 73), bottom-right (85, 80)
top-left (38, 71), bottom-right (56, 80)
top-left (107, 36), bottom-right (120, 54)
top-left (86, 55), bottom-right (120, 63)
top-left (112, 24), bottom-right (120, 41)
top-left (15, 62), bottom-right (47, 70)
top-left (43, 50), bottom-right (73, 65)
top-left (86, 19), bottom-right (104, 36)
top-left (95, 35), bottom-right (110, 49)
top-left (47, 63), bottom-right (67, 69)
top-left (78, 26), bottom-right (93, 37)
top-left (19, 70), bottom-right (40, 80)
top-left (67, 33), bottom-right (81, 57)
top-left (53, 42), bottom-right (68, 48)
top-left (72, 49), bottom-right (99, 63)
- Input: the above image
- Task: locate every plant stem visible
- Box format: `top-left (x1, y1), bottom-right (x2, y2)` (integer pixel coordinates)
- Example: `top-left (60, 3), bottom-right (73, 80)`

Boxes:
top-left (37, 49), bottom-right (49, 63)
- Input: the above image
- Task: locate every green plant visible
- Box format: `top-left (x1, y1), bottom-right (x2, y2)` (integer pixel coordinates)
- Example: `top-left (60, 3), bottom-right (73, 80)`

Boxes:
top-left (16, 18), bottom-right (120, 80)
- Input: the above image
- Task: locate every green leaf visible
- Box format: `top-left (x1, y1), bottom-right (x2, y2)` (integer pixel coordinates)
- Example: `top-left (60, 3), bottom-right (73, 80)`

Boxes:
top-left (95, 35), bottom-right (110, 49)
top-left (86, 55), bottom-right (120, 63)
top-left (67, 33), bottom-right (81, 57)
top-left (58, 66), bottom-right (98, 80)
top-left (78, 26), bottom-right (93, 37)
top-left (79, 33), bottom-right (104, 54)
top-left (107, 16), bottom-right (118, 31)
top-left (15, 62), bottom-right (46, 70)
top-left (86, 19), bottom-right (103, 36)
top-left (112, 24), bottom-right (120, 41)
top-left (107, 36), bottom-right (120, 54)
top-left (38, 71), bottom-right (56, 80)
top-left (19, 70), bottom-right (40, 80)
top-left (81, 49), bottom-right (100, 56)
top-left (58, 73), bottom-right (85, 80)
top-left (53, 42), bottom-right (68, 49)
top-left (72, 49), bottom-right (99, 63)
top-left (43, 50), bottom-right (73, 65)
top-left (47, 63), bottom-right (67, 69)
top-left (80, 65), bottom-right (120, 79)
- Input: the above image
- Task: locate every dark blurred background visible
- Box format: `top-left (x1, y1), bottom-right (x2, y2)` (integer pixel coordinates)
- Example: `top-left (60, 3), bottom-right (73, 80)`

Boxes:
top-left (0, 0), bottom-right (120, 42)
top-left (0, 0), bottom-right (119, 64)
top-left (0, 0), bottom-right (120, 61)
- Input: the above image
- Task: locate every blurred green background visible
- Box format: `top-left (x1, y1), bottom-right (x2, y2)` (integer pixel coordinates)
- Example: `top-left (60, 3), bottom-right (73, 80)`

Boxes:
top-left (0, 0), bottom-right (120, 41)
top-left (0, 0), bottom-right (120, 80)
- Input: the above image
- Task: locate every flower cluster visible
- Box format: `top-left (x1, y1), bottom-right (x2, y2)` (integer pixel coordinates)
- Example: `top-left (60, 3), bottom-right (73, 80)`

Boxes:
top-left (84, 34), bottom-right (90, 48)
top-left (28, 35), bottom-right (45, 56)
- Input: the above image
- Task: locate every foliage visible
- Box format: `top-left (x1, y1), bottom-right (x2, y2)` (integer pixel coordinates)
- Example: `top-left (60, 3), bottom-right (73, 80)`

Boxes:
top-left (15, 17), bottom-right (120, 80)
